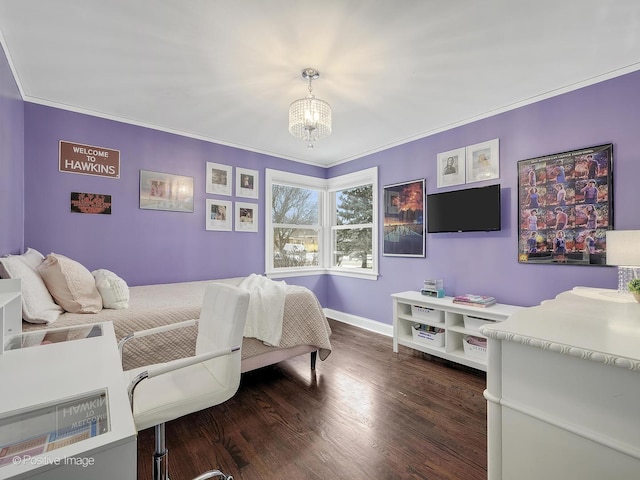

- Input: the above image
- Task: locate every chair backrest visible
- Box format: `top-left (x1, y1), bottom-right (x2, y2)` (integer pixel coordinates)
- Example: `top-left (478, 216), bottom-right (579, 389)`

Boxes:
top-left (195, 282), bottom-right (249, 386)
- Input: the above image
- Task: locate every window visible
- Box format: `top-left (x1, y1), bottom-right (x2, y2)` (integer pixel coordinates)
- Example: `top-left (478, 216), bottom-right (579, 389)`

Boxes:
top-left (329, 168), bottom-right (377, 278)
top-left (266, 170), bottom-right (325, 275)
top-left (266, 167), bottom-right (377, 279)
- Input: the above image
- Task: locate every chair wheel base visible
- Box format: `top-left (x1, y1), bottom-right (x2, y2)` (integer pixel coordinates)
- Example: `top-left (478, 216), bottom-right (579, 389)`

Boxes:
top-left (192, 470), bottom-right (233, 480)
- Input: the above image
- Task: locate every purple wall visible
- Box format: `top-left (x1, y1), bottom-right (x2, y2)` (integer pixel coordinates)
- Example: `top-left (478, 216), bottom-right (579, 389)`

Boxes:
top-left (328, 70), bottom-right (640, 322)
top-left (0, 43), bottom-right (24, 255)
top-left (14, 69), bottom-right (640, 325)
top-left (22, 105), bottom-right (327, 302)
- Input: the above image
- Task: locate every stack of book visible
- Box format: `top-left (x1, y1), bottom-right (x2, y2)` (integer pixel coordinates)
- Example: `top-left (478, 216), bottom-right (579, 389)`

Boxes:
top-left (452, 294), bottom-right (496, 308)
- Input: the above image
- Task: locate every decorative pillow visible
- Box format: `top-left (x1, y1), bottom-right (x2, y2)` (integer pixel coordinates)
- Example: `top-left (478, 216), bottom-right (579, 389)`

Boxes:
top-left (92, 269), bottom-right (130, 309)
top-left (0, 250), bottom-right (63, 324)
top-left (21, 247), bottom-right (46, 269)
top-left (37, 253), bottom-right (103, 314)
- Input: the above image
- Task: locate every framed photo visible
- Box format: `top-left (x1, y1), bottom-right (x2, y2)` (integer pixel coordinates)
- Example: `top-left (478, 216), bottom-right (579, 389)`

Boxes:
top-left (517, 143), bottom-right (613, 266)
top-left (206, 162), bottom-right (232, 196)
top-left (236, 168), bottom-right (259, 199)
top-left (437, 147), bottom-right (466, 188)
top-left (383, 179), bottom-right (425, 257)
top-left (235, 202), bottom-right (258, 232)
top-left (205, 199), bottom-right (232, 231)
top-left (466, 139), bottom-right (499, 183)
top-left (139, 170), bottom-right (194, 212)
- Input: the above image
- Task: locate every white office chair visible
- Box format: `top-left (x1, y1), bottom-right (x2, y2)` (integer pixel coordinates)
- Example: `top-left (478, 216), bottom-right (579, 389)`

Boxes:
top-left (120, 283), bottom-right (250, 480)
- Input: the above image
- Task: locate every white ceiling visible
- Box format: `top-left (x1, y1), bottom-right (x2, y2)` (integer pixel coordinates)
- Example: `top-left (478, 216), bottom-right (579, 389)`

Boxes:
top-left (1, 0), bottom-right (639, 167)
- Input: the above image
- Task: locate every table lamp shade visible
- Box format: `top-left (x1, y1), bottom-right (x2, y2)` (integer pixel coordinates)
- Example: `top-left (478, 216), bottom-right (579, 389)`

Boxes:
top-left (606, 230), bottom-right (640, 266)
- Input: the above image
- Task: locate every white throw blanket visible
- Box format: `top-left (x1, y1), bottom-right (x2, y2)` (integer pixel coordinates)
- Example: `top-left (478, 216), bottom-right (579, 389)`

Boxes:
top-left (238, 274), bottom-right (286, 347)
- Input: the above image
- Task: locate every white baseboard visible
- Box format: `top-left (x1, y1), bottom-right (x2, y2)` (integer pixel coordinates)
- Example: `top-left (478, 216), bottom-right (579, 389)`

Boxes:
top-left (323, 308), bottom-right (393, 338)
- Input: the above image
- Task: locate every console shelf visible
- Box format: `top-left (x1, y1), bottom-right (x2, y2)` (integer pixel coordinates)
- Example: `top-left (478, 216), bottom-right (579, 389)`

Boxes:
top-left (391, 291), bottom-right (523, 371)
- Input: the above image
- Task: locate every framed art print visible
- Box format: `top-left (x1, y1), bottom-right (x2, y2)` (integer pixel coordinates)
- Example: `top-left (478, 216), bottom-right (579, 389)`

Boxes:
top-left (466, 139), bottom-right (499, 183)
top-left (383, 179), bottom-right (425, 257)
top-left (517, 143), bottom-right (613, 266)
top-left (437, 147), bottom-right (465, 188)
top-left (205, 199), bottom-right (232, 231)
top-left (236, 167), bottom-right (259, 199)
top-left (235, 202), bottom-right (258, 232)
top-left (205, 162), bottom-right (232, 196)
top-left (139, 170), bottom-right (194, 212)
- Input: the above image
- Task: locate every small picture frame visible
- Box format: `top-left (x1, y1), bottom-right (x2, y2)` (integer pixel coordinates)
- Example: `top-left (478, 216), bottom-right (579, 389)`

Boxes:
top-left (236, 168), bottom-right (259, 199)
top-left (235, 202), bottom-right (258, 232)
top-left (437, 147), bottom-right (466, 188)
top-left (140, 170), bottom-right (194, 212)
top-left (205, 199), bottom-right (232, 231)
top-left (206, 162), bottom-right (232, 196)
top-left (466, 139), bottom-right (500, 183)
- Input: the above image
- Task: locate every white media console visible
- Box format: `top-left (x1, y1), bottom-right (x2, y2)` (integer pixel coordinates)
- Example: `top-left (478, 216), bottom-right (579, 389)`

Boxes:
top-left (391, 291), bottom-right (523, 371)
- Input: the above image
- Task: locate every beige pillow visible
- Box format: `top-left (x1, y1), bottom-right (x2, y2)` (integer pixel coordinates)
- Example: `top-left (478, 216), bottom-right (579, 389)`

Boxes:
top-left (37, 253), bottom-right (103, 314)
top-left (0, 250), bottom-right (63, 324)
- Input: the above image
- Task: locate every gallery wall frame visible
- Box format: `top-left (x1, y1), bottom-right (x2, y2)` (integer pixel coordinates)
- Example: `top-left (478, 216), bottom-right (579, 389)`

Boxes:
top-left (382, 178), bottom-right (425, 257)
top-left (139, 170), bottom-right (194, 212)
top-left (206, 162), bottom-right (232, 196)
top-left (236, 167), bottom-right (259, 199)
top-left (517, 143), bottom-right (613, 266)
top-left (466, 138), bottom-right (499, 183)
top-left (235, 202), bottom-right (258, 232)
top-left (205, 199), bottom-right (232, 231)
top-left (437, 147), bottom-right (466, 188)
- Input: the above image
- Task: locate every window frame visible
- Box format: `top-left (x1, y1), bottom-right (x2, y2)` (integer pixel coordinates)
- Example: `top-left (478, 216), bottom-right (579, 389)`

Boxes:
top-left (328, 168), bottom-right (378, 280)
top-left (265, 167), bottom-right (378, 280)
top-left (265, 169), bottom-right (326, 278)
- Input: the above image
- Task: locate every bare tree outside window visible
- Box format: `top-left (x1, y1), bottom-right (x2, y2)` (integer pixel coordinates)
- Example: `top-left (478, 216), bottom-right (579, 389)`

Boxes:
top-left (271, 184), bottom-right (320, 268)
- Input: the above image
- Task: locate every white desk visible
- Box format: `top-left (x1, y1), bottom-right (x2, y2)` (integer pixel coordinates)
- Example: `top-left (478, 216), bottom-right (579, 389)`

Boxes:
top-left (0, 323), bottom-right (137, 480)
top-left (481, 287), bottom-right (640, 480)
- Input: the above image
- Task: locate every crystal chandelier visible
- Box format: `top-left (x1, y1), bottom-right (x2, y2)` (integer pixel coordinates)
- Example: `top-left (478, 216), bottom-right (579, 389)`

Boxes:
top-left (289, 67), bottom-right (332, 148)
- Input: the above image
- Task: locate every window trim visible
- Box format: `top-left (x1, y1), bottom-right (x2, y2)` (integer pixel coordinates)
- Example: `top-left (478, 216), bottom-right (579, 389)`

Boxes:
top-left (265, 169), bottom-right (326, 277)
top-left (265, 167), bottom-right (378, 280)
top-left (328, 168), bottom-right (378, 279)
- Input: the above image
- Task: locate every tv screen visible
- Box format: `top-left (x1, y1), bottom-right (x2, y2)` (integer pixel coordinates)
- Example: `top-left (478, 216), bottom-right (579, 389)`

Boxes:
top-left (427, 184), bottom-right (501, 233)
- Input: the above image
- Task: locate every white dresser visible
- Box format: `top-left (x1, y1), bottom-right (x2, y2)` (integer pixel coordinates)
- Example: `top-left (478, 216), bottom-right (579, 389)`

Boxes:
top-left (481, 287), bottom-right (640, 480)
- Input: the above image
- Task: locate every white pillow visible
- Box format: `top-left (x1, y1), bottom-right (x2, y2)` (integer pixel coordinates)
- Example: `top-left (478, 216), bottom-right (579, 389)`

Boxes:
top-left (92, 269), bottom-right (130, 309)
top-left (37, 253), bottom-right (103, 314)
top-left (0, 251), bottom-right (63, 324)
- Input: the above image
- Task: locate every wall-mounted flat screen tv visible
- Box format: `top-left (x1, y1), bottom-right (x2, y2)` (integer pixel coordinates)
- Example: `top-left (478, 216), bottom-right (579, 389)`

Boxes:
top-left (427, 184), bottom-right (501, 233)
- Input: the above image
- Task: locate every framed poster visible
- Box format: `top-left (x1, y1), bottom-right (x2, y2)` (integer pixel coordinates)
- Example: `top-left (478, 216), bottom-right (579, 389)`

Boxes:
top-left (236, 168), bottom-right (259, 199)
top-left (70, 192), bottom-right (112, 214)
top-left (383, 179), bottom-right (425, 257)
top-left (517, 143), bottom-right (613, 266)
top-left (206, 162), bottom-right (232, 196)
top-left (437, 147), bottom-right (465, 188)
top-left (466, 139), bottom-right (499, 183)
top-left (205, 199), bottom-right (232, 231)
top-left (139, 170), bottom-right (194, 212)
top-left (235, 202), bottom-right (258, 232)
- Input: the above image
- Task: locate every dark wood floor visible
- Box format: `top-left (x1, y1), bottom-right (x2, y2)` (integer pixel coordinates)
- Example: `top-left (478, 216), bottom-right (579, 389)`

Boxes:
top-left (137, 319), bottom-right (488, 480)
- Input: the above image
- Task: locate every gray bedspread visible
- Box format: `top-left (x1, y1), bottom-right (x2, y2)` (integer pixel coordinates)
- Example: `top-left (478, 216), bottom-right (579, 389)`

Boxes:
top-left (22, 278), bottom-right (332, 370)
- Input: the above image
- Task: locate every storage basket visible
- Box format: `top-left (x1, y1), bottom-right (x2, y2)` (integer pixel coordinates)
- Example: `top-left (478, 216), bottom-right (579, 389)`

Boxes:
top-left (411, 324), bottom-right (445, 347)
top-left (463, 335), bottom-right (487, 359)
top-left (463, 315), bottom-right (492, 332)
top-left (410, 305), bottom-right (444, 323)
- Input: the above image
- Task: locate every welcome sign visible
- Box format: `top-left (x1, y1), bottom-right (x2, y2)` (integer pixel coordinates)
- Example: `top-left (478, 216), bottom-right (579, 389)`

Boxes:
top-left (59, 141), bottom-right (120, 178)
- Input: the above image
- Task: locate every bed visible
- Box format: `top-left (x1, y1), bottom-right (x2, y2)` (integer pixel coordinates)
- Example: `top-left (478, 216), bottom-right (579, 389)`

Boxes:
top-left (16, 275), bottom-right (332, 372)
